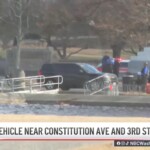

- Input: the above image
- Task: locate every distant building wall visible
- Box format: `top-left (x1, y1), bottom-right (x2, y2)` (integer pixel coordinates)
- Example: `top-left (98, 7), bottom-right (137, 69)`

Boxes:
top-left (128, 47), bottom-right (150, 74)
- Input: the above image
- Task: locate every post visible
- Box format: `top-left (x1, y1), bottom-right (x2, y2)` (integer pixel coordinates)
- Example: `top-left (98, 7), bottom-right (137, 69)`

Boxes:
top-left (30, 79), bottom-right (32, 93)
top-left (145, 0), bottom-right (149, 46)
top-left (15, 0), bottom-right (23, 71)
top-left (12, 79), bottom-right (14, 92)
top-left (40, 76), bottom-right (42, 90)
top-left (58, 76), bottom-right (59, 89)
top-left (1, 81), bottom-right (4, 92)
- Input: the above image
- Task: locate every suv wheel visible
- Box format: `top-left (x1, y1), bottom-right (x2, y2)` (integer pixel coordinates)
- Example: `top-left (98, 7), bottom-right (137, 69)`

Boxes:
top-left (84, 81), bottom-right (100, 92)
top-left (90, 81), bottom-right (100, 91)
top-left (45, 79), bottom-right (57, 90)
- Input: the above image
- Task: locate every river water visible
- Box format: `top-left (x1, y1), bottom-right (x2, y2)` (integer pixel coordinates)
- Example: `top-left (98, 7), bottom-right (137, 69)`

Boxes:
top-left (0, 104), bottom-right (149, 117)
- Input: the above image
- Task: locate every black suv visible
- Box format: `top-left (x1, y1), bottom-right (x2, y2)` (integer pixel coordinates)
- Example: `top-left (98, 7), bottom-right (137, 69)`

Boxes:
top-left (38, 63), bottom-right (118, 90)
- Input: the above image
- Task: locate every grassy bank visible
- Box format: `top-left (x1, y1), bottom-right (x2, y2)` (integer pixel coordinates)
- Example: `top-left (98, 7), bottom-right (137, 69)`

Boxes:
top-left (62, 48), bottom-right (133, 65)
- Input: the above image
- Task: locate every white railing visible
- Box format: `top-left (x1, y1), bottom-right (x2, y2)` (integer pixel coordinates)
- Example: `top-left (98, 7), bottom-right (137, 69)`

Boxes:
top-left (28, 75), bottom-right (63, 93)
top-left (0, 75), bottom-right (63, 93)
top-left (84, 74), bottom-right (119, 96)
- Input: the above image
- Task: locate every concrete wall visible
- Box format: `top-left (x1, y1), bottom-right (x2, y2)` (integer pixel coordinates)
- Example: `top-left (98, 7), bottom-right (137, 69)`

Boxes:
top-left (6, 47), bottom-right (59, 76)
top-left (0, 58), bottom-right (7, 76)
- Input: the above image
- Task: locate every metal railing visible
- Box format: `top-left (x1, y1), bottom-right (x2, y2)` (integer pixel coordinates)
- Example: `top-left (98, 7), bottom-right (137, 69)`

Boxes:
top-left (84, 74), bottom-right (119, 96)
top-left (0, 75), bottom-right (63, 93)
top-left (121, 75), bottom-right (148, 95)
top-left (122, 83), bottom-right (147, 95)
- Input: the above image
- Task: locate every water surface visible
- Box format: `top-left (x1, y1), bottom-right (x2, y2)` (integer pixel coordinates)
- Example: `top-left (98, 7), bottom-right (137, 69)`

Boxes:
top-left (0, 104), bottom-right (149, 117)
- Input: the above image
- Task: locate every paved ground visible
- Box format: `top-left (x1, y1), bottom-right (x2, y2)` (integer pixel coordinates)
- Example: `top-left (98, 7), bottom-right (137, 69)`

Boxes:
top-left (0, 88), bottom-right (149, 106)
top-left (23, 90), bottom-right (150, 107)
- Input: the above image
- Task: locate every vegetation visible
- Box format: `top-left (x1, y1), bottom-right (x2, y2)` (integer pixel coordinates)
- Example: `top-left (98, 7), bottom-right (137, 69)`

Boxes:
top-left (0, 48), bottom-right (6, 59)
top-left (0, 0), bottom-right (150, 62)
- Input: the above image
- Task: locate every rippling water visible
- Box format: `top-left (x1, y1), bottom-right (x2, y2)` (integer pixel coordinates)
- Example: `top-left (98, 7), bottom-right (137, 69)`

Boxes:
top-left (0, 104), bottom-right (149, 117)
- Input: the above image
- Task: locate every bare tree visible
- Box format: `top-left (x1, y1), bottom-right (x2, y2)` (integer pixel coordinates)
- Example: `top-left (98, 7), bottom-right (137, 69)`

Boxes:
top-left (87, 0), bottom-right (150, 57)
top-left (41, 0), bottom-right (92, 59)
top-left (0, 0), bottom-right (32, 72)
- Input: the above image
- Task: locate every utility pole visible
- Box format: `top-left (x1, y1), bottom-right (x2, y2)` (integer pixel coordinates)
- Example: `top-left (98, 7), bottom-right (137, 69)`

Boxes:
top-left (16, 0), bottom-right (23, 70)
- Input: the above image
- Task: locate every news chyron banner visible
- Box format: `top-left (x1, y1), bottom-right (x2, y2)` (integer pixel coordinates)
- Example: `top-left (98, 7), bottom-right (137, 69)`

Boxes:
top-left (1, 122), bottom-right (150, 144)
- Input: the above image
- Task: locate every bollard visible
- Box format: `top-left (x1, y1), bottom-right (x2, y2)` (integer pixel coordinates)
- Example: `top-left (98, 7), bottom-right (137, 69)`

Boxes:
top-left (108, 82), bottom-right (119, 96)
top-left (15, 69), bottom-right (26, 91)
top-left (113, 82), bottom-right (119, 96)
top-left (146, 83), bottom-right (150, 94)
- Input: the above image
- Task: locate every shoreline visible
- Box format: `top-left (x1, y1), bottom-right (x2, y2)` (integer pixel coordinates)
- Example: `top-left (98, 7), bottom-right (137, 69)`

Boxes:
top-left (0, 114), bottom-right (150, 122)
top-left (0, 90), bottom-right (150, 107)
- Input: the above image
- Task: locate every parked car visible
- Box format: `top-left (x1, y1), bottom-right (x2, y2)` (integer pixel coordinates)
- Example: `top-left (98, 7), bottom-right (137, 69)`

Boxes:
top-left (97, 59), bottom-right (130, 76)
top-left (119, 59), bottom-right (130, 74)
top-left (38, 63), bottom-right (118, 90)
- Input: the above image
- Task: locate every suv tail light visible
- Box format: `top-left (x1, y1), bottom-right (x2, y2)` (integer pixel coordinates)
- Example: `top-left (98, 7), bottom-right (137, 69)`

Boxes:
top-left (38, 70), bottom-right (42, 76)
top-left (97, 67), bottom-right (102, 72)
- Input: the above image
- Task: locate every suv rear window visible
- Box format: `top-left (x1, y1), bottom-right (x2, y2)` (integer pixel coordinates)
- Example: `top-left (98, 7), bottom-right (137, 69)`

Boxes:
top-left (42, 64), bottom-right (53, 70)
top-left (41, 63), bottom-right (81, 74)
top-left (120, 62), bottom-right (128, 68)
